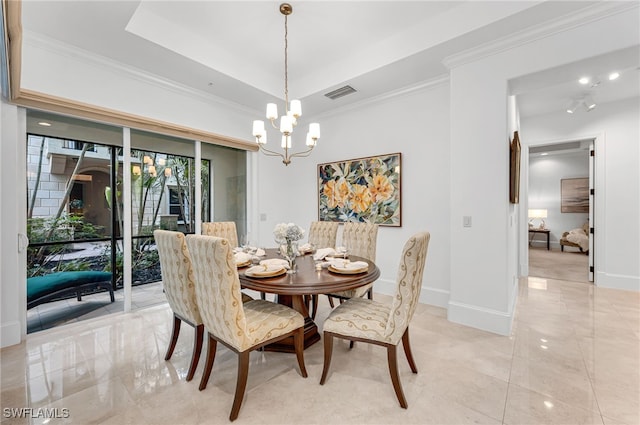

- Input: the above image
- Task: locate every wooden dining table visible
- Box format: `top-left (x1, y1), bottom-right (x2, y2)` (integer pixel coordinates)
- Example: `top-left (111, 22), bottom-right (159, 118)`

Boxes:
top-left (238, 249), bottom-right (380, 352)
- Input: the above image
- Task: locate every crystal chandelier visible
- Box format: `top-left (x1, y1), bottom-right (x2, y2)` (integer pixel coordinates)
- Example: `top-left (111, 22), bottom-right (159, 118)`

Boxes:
top-left (251, 3), bottom-right (320, 166)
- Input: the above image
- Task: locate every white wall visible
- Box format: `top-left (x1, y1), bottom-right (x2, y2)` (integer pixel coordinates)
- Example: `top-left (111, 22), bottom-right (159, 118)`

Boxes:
top-left (1, 102), bottom-right (27, 347)
top-left (529, 151), bottom-right (589, 248)
top-left (448, 7), bottom-right (639, 335)
top-left (256, 82), bottom-right (452, 307)
top-left (522, 97), bottom-right (639, 290)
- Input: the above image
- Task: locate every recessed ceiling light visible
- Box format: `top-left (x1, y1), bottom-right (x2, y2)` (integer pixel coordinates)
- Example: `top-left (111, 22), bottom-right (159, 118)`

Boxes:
top-left (578, 77), bottom-right (590, 85)
top-left (540, 153), bottom-right (549, 156)
top-left (38, 121), bottom-right (52, 127)
top-left (609, 72), bottom-right (620, 80)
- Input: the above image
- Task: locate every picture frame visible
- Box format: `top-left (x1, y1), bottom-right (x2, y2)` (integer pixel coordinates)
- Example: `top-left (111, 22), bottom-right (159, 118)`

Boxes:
top-left (561, 177), bottom-right (589, 213)
top-left (509, 131), bottom-right (521, 204)
top-left (317, 152), bottom-right (401, 226)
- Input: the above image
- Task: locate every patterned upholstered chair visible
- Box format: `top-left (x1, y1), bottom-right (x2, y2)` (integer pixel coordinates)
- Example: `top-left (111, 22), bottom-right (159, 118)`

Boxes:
top-left (202, 221), bottom-right (261, 299)
top-left (308, 221), bottom-right (339, 249)
top-left (306, 221), bottom-right (340, 317)
top-left (202, 221), bottom-right (239, 248)
top-left (320, 232), bottom-right (430, 409)
top-left (154, 229), bottom-right (204, 382)
top-left (185, 234), bottom-right (308, 421)
top-left (327, 222), bottom-right (379, 304)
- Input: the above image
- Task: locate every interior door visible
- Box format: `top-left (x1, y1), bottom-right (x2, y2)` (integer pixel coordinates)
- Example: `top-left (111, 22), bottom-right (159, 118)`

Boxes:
top-left (588, 140), bottom-right (595, 282)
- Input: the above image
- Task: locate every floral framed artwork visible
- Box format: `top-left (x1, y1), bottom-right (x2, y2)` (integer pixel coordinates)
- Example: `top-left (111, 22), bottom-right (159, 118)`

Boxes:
top-left (317, 152), bottom-right (401, 226)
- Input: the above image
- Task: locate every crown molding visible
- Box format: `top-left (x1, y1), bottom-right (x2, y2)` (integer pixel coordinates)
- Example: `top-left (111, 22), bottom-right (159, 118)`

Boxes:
top-left (314, 74), bottom-right (449, 120)
top-left (23, 32), bottom-right (260, 116)
top-left (443, 2), bottom-right (639, 70)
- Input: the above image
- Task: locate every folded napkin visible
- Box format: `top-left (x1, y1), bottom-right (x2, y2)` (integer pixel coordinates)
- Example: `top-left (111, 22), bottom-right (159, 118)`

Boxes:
top-left (245, 264), bottom-right (285, 276)
top-left (328, 259), bottom-right (369, 271)
top-left (234, 252), bottom-right (253, 265)
top-left (259, 258), bottom-right (290, 269)
top-left (298, 243), bottom-right (313, 254)
top-left (254, 248), bottom-right (266, 257)
top-left (313, 247), bottom-right (337, 261)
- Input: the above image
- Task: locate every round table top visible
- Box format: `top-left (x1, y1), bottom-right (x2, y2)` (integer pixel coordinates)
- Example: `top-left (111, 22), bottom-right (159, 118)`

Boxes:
top-left (238, 250), bottom-right (380, 296)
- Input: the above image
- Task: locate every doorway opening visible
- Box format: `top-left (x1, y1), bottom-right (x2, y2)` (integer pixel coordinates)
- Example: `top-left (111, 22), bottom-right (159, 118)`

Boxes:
top-left (527, 139), bottom-right (594, 283)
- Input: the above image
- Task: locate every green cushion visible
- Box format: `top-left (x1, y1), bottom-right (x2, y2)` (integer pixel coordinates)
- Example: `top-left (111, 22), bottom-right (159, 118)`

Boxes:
top-left (27, 271), bottom-right (112, 302)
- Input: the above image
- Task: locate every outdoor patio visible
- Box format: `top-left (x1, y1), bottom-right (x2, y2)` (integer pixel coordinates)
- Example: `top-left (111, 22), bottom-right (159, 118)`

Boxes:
top-left (27, 281), bottom-right (166, 333)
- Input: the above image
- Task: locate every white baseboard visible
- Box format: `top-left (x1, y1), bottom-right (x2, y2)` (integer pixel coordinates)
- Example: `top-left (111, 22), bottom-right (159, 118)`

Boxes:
top-left (447, 300), bottom-right (514, 336)
top-left (1, 321), bottom-right (22, 348)
top-left (374, 279), bottom-right (449, 308)
top-left (596, 272), bottom-right (640, 291)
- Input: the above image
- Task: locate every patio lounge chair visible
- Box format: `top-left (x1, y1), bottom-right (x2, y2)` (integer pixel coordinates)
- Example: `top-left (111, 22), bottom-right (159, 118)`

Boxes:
top-left (27, 271), bottom-right (114, 310)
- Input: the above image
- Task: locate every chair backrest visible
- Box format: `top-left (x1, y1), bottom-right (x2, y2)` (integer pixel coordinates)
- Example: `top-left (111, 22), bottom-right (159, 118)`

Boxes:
top-left (185, 234), bottom-right (249, 351)
top-left (385, 232), bottom-right (430, 343)
top-left (342, 222), bottom-right (379, 262)
top-left (308, 221), bottom-right (339, 248)
top-left (154, 229), bottom-right (202, 325)
top-left (202, 221), bottom-right (239, 248)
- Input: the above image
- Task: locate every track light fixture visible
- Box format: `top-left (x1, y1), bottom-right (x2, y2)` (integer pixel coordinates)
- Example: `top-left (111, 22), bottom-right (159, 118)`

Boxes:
top-left (566, 96), bottom-right (597, 114)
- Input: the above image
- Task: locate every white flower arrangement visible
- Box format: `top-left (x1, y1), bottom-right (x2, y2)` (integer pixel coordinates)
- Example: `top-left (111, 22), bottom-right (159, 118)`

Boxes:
top-left (273, 222), bottom-right (305, 243)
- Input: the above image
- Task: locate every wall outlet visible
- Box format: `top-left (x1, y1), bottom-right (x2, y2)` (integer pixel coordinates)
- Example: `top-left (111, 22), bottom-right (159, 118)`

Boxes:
top-left (260, 213), bottom-right (267, 222)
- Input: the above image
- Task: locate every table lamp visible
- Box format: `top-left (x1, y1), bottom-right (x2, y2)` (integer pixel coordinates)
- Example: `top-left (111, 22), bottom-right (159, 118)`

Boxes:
top-left (528, 209), bottom-right (547, 229)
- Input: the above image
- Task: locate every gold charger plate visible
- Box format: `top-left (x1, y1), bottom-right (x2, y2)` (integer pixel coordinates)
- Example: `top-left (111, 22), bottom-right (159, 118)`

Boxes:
top-left (245, 266), bottom-right (287, 278)
top-left (328, 265), bottom-right (368, 275)
top-left (236, 260), bottom-right (252, 268)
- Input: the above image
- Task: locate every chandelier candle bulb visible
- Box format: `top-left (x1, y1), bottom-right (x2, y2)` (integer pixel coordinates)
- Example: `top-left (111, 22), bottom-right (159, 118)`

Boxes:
top-left (309, 123), bottom-right (320, 139)
top-left (280, 115), bottom-right (293, 134)
top-left (252, 120), bottom-right (265, 137)
top-left (164, 168), bottom-right (171, 177)
top-left (266, 103), bottom-right (278, 120)
top-left (290, 100), bottom-right (302, 117)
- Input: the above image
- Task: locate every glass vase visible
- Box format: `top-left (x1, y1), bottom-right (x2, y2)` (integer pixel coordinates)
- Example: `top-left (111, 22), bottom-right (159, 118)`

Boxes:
top-left (281, 240), bottom-right (298, 274)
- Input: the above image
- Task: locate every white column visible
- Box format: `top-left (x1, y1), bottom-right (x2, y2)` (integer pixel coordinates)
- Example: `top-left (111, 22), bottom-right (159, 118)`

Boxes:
top-left (122, 128), bottom-right (132, 312)
top-left (195, 141), bottom-right (202, 234)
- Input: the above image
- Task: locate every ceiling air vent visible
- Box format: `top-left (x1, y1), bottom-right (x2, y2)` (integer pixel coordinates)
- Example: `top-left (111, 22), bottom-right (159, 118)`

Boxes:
top-left (324, 85), bottom-right (357, 100)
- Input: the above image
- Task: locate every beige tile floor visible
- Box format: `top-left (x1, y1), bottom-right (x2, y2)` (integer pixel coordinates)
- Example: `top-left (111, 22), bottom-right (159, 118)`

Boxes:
top-left (2, 277), bottom-right (639, 425)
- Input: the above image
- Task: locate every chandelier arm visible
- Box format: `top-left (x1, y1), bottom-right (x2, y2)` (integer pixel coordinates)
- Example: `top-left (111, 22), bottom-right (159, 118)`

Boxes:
top-left (288, 146), bottom-right (316, 159)
top-left (258, 144), bottom-right (287, 159)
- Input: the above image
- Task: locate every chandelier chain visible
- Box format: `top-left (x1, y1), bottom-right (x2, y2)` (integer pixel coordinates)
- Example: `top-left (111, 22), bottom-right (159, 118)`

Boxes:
top-left (284, 13), bottom-right (289, 112)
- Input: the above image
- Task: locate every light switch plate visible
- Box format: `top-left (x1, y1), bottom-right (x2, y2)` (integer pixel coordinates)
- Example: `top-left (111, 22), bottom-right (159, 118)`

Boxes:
top-left (463, 216), bottom-right (472, 227)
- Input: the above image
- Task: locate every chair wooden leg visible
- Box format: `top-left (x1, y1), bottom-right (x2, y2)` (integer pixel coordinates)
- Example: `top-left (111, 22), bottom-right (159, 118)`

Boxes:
top-left (198, 335), bottom-right (217, 391)
top-left (230, 351), bottom-right (250, 421)
top-left (311, 295), bottom-right (318, 320)
top-left (401, 328), bottom-right (418, 373)
top-left (319, 332), bottom-right (334, 385)
top-left (186, 324), bottom-right (204, 382)
top-left (260, 292), bottom-right (266, 300)
top-left (294, 327), bottom-right (308, 378)
top-left (327, 295), bottom-right (335, 308)
top-left (165, 315), bottom-right (181, 361)
top-left (367, 287), bottom-right (373, 300)
top-left (387, 344), bottom-right (408, 408)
